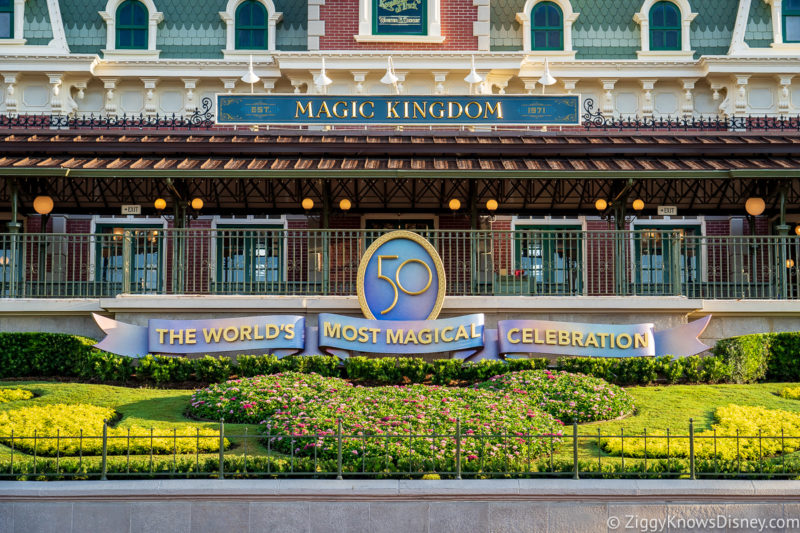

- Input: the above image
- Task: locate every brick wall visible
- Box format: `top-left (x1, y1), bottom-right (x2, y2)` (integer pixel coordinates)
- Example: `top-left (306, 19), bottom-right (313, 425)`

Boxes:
top-left (320, 0), bottom-right (478, 51)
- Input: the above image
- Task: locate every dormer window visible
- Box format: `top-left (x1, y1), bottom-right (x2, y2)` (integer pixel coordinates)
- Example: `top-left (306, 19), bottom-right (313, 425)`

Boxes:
top-left (116, 0), bottom-right (148, 49)
top-left (236, 0), bottom-right (268, 49)
top-left (531, 1), bottom-right (563, 50)
top-left (649, 1), bottom-right (681, 51)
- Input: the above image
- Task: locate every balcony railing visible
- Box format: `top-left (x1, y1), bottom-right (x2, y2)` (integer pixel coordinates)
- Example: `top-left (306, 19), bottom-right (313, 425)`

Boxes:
top-left (0, 229), bottom-right (797, 300)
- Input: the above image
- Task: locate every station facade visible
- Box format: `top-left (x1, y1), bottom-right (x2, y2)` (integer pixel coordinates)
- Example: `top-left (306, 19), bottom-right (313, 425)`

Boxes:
top-left (0, 0), bottom-right (799, 350)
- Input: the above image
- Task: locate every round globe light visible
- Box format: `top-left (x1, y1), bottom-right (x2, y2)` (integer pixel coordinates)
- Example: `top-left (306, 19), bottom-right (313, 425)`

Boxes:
top-left (339, 199), bottom-right (352, 211)
top-left (154, 198), bottom-right (167, 210)
top-left (449, 199), bottom-right (461, 211)
top-left (486, 199), bottom-right (499, 211)
top-left (632, 199), bottom-right (645, 211)
top-left (595, 199), bottom-right (608, 211)
top-left (191, 198), bottom-right (204, 210)
top-left (745, 197), bottom-right (766, 217)
top-left (33, 195), bottom-right (54, 215)
top-left (302, 198), bottom-right (314, 210)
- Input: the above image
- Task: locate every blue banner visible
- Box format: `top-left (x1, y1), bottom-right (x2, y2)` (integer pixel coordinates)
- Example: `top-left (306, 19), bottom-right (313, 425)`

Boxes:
top-left (216, 95), bottom-right (580, 126)
top-left (318, 313), bottom-right (485, 355)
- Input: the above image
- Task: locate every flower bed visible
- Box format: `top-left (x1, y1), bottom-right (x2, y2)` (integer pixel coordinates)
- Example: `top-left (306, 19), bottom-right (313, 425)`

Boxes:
top-left (0, 404), bottom-right (226, 456)
top-left (188, 371), bottom-right (628, 472)
top-left (0, 388), bottom-right (33, 403)
top-left (601, 404), bottom-right (800, 461)
top-left (475, 369), bottom-right (635, 424)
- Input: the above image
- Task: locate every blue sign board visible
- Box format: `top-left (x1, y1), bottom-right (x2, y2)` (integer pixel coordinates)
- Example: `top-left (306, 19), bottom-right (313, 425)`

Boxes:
top-left (357, 231), bottom-right (445, 321)
top-left (375, 0), bottom-right (426, 35)
top-left (216, 94), bottom-right (580, 126)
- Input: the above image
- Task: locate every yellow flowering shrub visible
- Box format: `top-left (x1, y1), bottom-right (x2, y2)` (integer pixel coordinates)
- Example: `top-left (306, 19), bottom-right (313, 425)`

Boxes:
top-left (0, 404), bottom-right (227, 456)
top-left (0, 389), bottom-right (33, 403)
top-left (603, 404), bottom-right (800, 461)
top-left (780, 387), bottom-right (800, 400)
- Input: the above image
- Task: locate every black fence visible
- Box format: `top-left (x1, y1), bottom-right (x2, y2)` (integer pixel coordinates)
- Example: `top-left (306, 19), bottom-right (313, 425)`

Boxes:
top-left (2, 419), bottom-right (799, 481)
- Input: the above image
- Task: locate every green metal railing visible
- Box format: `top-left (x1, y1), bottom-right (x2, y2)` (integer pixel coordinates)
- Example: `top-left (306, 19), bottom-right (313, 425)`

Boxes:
top-left (0, 229), bottom-right (796, 299)
top-left (2, 418), bottom-right (800, 480)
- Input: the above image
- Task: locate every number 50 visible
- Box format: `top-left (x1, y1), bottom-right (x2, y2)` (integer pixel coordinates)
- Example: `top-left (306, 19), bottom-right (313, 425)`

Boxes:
top-left (377, 255), bottom-right (433, 315)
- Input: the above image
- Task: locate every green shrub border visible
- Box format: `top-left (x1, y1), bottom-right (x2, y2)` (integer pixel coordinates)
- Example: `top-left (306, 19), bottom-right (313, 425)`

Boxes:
top-left (0, 331), bottom-right (747, 387)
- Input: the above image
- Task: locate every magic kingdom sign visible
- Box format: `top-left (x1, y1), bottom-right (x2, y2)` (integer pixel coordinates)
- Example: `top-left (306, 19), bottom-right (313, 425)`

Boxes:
top-left (216, 94), bottom-right (581, 126)
top-left (94, 231), bottom-right (710, 361)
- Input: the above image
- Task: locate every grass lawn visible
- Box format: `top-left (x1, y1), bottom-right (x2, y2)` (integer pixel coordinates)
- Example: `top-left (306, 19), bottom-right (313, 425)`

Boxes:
top-left (0, 381), bottom-right (266, 458)
top-left (3, 380), bottom-right (800, 468)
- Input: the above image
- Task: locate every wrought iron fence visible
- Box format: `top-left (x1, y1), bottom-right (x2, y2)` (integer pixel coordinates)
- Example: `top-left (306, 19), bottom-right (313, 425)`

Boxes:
top-left (2, 419), bottom-right (800, 480)
top-left (0, 228), bottom-right (797, 299)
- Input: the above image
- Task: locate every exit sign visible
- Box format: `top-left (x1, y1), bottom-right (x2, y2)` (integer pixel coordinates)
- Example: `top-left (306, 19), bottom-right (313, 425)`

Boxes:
top-left (657, 206), bottom-right (678, 216)
top-left (121, 205), bottom-right (142, 215)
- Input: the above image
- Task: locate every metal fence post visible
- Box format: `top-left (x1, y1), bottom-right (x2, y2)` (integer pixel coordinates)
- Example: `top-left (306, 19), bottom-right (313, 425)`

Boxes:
top-left (456, 418), bottom-right (462, 480)
top-left (336, 419), bottom-right (343, 480)
top-left (218, 418), bottom-right (225, 479)
top-left (121, 231), bottom-right (132, 294)
top-left (101, 420), bottom-right (108, 481)
top-left (573, 422), bottom-right (580, 480)
top-left (689, 418), bottom-right (696, 480)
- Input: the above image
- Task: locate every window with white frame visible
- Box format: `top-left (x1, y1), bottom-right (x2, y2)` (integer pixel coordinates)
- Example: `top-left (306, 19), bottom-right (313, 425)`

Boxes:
top-left (516, 0), bottom-right (579, 54)
top-left (219, 0), bottom-right (282, 53)
top-left (0, 0), bottom-right (25, 42)
top-left (355, 0), bottom-right (444, 43)
top-left (100, 0), bottom-right (163, 55)
top-left (633, 0), bottom-right (696, 58)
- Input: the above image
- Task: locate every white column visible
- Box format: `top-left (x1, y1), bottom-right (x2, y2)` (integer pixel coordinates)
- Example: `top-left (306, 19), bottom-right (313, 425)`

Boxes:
top-left (432, 71), bottom-right (448, 95)
top-left (473, 0), bottom-right (491, 51)
top-left (601, 79), bottom-right (617, 115)
top-left (734, 75), bottom-right (750, 115)
top-left (141, 78), bottom-right (159, 116)
top-left (101, 77), bottom-right (119, 116)
top-left (182, 78), bottom-right (198, 115)
top-left (221, 78), bottom-right (238, 94)
top-left (640, 79), bottom-right (656, 117)
top-left (3, 73), bottom-right (18, 115)
top-left (47, 73), bottom-right (63, 115)
top-left (681, 78), bottom-right (697, 116)
top-left (777, 75), bottom-right (795, 114)
top-left (351, 71), bottom-right (368, 94)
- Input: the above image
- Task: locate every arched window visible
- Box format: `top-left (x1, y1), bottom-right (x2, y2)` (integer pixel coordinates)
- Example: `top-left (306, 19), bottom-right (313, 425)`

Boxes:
top-left (0, 0), bottom-right (13, 39)
top-left (784, 0), bottom-right (800, 43)
top-left (531, 1), bottom-right (563, 50)
top-left (116, 0), bottom-right (148, 49)
top-left (649, 1), bottom-right (680, 50)
top-left (236, 0), bottom-right (268, 49)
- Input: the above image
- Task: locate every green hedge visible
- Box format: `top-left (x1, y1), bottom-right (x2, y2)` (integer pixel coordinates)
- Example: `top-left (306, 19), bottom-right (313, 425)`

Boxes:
top-left (555, 355), bottom-right (732, 386)
top-left (710, 331), bottom-right (800, 383)
top-left (0, 331), bottom-right (773, 387)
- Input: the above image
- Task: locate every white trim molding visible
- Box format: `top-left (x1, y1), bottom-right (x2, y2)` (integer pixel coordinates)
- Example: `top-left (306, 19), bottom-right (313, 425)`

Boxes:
top-left (219, 0), bottom-right (282, 57)
top-left (355, 0), bottom-right (445, 44)
top-left (4, 0), bottom-right (27, 43)
top-left (516, 0), bottom-right (579, 54)
top-left (100, 0), bottom-right (163, 60)
top-left (633, 0), bottom-right (697, 60)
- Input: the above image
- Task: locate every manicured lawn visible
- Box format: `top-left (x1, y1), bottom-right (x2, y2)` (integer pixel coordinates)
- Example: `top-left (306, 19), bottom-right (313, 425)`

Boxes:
top-left (0, 381), bottom-right (265, 458)
top-left (3, 379), bottom-right (800, 467)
